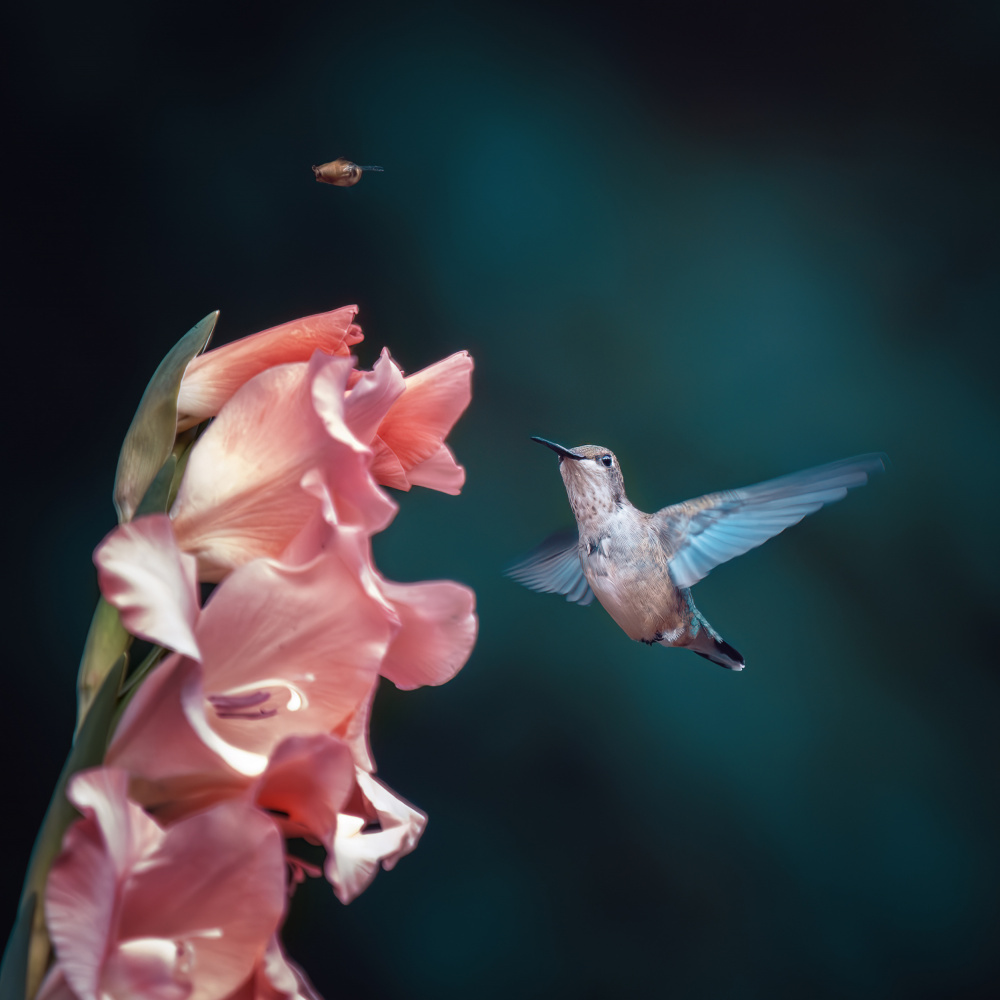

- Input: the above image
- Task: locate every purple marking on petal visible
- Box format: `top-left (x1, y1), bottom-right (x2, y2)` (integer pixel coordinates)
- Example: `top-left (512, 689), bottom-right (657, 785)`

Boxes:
top-left (208, 691), bottom-right (272, 711)
top-left (214, 707), bottom-right (279, 720)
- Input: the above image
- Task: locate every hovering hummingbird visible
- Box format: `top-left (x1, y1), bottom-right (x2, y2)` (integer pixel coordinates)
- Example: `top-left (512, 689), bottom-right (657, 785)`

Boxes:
top-left (508, 439), bottom-right (885, 670)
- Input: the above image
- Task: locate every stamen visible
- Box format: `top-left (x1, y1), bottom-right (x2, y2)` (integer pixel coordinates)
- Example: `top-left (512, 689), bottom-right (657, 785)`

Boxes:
top-left (214, 679), bottom-right (310, 713)
top-left (207, 691), bottom-right (272, 711)
top-left (208, 691), bottom-right (276, 720)
top-left (214, 707), bottom-right (279, 720)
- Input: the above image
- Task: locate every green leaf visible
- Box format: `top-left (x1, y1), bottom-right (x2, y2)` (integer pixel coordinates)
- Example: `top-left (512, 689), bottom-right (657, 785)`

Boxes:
top-left (4, 653), bottom-right (127, 1000)
top-left (75, 597), bottom-right (131, 734)
top-left (0, 892), bottom-right (35, 1000)
top-left (113, 311), bottom-right (218, 523)
top-left (132, 453), bottom-right (177, 520)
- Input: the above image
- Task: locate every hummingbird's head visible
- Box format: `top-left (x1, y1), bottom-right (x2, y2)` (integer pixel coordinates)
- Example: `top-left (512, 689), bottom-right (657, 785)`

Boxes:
top-left (531, 437), bottom-right (626, 514)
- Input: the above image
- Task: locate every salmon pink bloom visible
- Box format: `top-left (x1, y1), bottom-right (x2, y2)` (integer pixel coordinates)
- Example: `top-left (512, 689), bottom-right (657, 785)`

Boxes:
top-left (227, 938), bottom-right (322, 1000)
top-left (100, 512), bottom-right (392, 808)
top-left (176, 305), bottom-right (363, 432)
top-left (170, 351), bottom-right (396, 582)
top-left (96, 511), bottom-right (452, 899)
top-left (37, 768), bottom-right (285, 1000)
top-left (346, 349), bottom-right (473, 495)
top-left (291, 469), bottom-right (477, 690)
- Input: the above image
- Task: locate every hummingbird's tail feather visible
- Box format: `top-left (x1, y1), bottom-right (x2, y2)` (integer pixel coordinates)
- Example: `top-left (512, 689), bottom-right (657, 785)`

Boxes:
top-left (685, 629), bottom-right (745, 671)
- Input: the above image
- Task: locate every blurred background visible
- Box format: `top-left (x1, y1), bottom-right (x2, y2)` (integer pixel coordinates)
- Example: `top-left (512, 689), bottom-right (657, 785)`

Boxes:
top-left (3, 1), bottom-right (998, 997)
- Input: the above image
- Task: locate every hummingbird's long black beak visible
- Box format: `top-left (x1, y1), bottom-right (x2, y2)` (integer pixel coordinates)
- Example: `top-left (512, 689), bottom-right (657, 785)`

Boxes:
top-left (531, 436), bottom-right (583, 460)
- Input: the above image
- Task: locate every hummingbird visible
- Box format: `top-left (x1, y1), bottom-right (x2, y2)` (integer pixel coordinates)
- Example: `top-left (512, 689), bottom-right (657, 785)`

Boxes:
top-left (508, 439), bottom-right (885, 670)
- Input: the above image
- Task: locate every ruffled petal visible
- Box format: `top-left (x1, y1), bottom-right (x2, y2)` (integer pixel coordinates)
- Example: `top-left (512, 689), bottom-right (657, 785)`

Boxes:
top-left (101, 939), bottom-right (192, 1000)
top-left (326, 771), bottom-right (426, 904)
top-left (376, 351), bottom-right (472, 471)
top-left (116, 799), bottom-right (286, 1000)
top-left (224, 937), bottom-right (324, 1000)
top-left (403, 443), bottom-right (466, 495)
top-left (255, 734), bottom-right (355, 846)
top-left (378, 580), bottom-right (477, 690)
top-left (35, 967), bottom-right (78, 1000)
top-left (192, 536), bottom-right (391, 761)
top-left (342, 349), bottom-right (405, 447)
top-left (45, 770), bottom-right (165, 1000)
top-left (171, 353), bottom-right (393, 581)
top-left (94, 514), bottom-right (201, 660)
top-left (107, 657), bottom-right (251, 817)
top-left (177, 307), bottom-right (362, 432)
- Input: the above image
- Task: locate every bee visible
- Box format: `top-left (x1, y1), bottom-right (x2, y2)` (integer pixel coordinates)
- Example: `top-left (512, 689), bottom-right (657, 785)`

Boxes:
top-left (311, 158), bottom-right (384, 187)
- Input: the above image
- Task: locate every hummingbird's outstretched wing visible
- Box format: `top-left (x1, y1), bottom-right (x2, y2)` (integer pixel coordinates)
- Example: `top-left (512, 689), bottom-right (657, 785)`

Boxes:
top-left (653, 454), bottom-right (885, 589)
top-left (506, 529), bottom-right (595, 605)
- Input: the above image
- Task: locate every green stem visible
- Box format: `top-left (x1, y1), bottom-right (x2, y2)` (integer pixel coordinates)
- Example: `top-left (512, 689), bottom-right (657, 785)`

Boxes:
top-left (0, 653), bottom-right (127, 999)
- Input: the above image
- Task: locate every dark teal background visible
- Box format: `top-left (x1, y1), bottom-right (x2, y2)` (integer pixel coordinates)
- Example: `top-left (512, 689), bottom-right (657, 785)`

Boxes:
top-left (3, 2), bottom-right (998, 997)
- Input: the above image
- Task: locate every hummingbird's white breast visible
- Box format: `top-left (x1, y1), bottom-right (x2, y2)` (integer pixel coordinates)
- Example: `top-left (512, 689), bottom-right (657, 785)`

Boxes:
top-left (577, 505), bottom-right (683, 643)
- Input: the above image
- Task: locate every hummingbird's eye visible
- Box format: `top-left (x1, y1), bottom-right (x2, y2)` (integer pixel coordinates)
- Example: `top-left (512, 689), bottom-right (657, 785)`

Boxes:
top-left (601, 455), bottom-right (613, 468)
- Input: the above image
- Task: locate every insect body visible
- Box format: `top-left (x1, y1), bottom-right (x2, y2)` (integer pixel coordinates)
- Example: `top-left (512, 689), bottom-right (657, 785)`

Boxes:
top-left (312, 159), bottom-right (384, 187)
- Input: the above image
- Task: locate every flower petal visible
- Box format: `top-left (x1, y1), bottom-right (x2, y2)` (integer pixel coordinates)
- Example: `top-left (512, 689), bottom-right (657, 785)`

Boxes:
top-left (376, 351), bottom-right (472, 471)
top-left (36, 967), bottom-right (78, 1000)
top-left (107, 657), bottom-right (251, 817)
top-left (46, 769), bottom-right (165, 1000)
top-left (192, 537), bottom-right (391, 761)
top-left (177, 306), bottom-right (362, 432)
top-left (171, 353), bottom-right (393, 581)
top-left (227, 938), bottom-right (324, 1000)
top-left (404, 443), bottom-right (466, 495)
top-left (255, 734), bottom-right (355, 846)
top-left (379, 580), bottom-right (477, 690)
top-left (94, 514), bottom-right (201, 660)
top-left (102, 939), bottom-right (192, 1000)
top-left (327, 771), bottom-right (426, 904)
top-left (116, 798), bottom-right (286, 1000)
top-left (342, 349), bottom-right (405, 447)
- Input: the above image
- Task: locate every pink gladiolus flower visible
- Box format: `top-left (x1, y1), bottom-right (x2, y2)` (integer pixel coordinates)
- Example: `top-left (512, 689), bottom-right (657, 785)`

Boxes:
top-left (170, 351), bottom-right (397, 582)
top-left (347, 348), bottom-right (473, 495)
top-left (226, 938), bottom-right (323, 1000)
top-left (100, 513), bottom-right (392, 799)
top-left (37, 768), bottom-right (285, 1000)
top-left (96, 512), bottom-right (453, 899)
top-left (176, 306), bottom-right (363, 432)
top-left (292, 468), bottom-right (478, 690)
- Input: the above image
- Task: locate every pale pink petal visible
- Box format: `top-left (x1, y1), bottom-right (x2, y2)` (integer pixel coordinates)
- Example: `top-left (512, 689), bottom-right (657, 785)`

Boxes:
top-left (177, 306), bottom-right (362, 432)
top-left (368, 440), bottom-right (411, 491)
top-left (224, 938), bottom-right (323, 1000)
top-left (403, 443), bottom-right (466, 494)
top-left (378, 579), bottom-right (477, 689)
top-left (255, 734), bottom-right (355, 845)
top-left (171, 353), bottom-right (393, 581)
top-left (331, 680), bottom-right (377, 773)
top-left (310, 357), bottom-right (398, 532)
top-left (102, 939), bottom-right (192, 1000)
top-left (36, 967), bottom-right (77, 1000)
top-left (46, 769), bottom-right (164, 1000)
top-left (327, 770), bottom-right (427, 904)
top-left (294, 470), bottom-right (475, 690)
top-left (94, 515), bottom-right (201, 660)
top-left (107, 657), bottom-right (251, 818)
top-left (116, 799), bottom-right (286, 1000)
top-left (66, 768), bottom-right (164, 878)
top-left (191, 539), bottom-right (391, 762)
top-left (376, 351), bottom-right (473, 471)
top-left (342, 349), bottom-right (405, 446)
